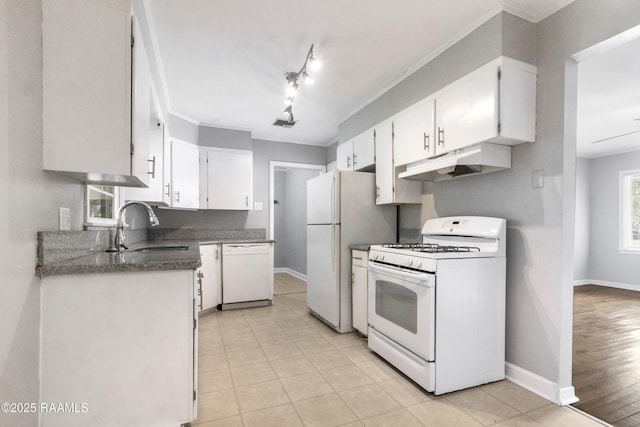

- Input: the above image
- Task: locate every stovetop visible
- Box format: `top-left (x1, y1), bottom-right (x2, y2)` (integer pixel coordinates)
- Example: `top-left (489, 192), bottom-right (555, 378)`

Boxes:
top-left (381, 243), bottom-right (481, 254)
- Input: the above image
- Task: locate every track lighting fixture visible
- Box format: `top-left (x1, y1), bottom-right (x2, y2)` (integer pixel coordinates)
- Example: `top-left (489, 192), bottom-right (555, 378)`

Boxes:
top-left (273, 44), bottom-right (321, 128)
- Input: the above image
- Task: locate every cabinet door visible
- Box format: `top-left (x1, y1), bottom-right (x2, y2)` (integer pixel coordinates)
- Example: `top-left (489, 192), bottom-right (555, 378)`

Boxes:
top-left (375, 121), bottom-right (394, 205)
top-left (353, 129), bottom-right (375, 171)
top-left (205, 149), bottom-right (253, 210)
top-left (435, 65), bottom-right (499, 154)
top-left (130, 16), bottom-right (151, 187)
top-left (171, 140), bottom-right (199, 209)
top-left (123, 101), bottom-right (165, 203)
top-left (393, 96), bottom-right (435, 166)
top-left (198, 245), bottom-right (220, 311)
top-left (42, 0), bottom-right (133, 181)
top-left (352, 251), bottom-right (369, 336)
top-left (336, 140), bottom-right (354, 171)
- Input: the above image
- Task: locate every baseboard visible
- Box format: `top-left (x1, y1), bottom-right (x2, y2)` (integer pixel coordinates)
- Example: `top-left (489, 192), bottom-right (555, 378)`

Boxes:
top-left (274, 267), bottom-right (307, 282)
top-left (505, 362), bottom-right (578, 405)
top-left (573, 279), bottom-right (640, 292)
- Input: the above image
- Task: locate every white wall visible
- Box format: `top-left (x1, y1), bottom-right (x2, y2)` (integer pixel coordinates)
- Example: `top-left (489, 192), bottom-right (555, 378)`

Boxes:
top-left (1, 1), bottom-right (86, 425)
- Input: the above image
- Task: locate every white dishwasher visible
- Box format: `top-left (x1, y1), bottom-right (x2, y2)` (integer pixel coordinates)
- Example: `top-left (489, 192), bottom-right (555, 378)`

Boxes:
top-left (221, 243), bottom-right (273, 310)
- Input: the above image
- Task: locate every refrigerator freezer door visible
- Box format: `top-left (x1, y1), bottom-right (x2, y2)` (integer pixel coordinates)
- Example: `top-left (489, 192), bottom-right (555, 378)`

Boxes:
top-left (306, 224), bottom-right (341, 327)
top-left (307, 170), bottom-right (339, 225)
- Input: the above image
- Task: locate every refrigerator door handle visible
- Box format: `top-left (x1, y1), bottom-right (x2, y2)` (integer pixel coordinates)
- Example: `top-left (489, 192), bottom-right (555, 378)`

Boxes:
top-left (331, 174), bottom-right (336, 222)
top-left (331, 225), bottom-right (335, 272)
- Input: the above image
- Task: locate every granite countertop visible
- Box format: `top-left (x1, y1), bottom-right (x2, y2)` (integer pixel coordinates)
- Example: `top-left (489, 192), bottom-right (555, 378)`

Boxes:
top-left (36, 240), bottom-right (202, 277)
top-left (36, 228), bottom-right (275, 277)
top-left (348, 243), bottom-right (385, 251)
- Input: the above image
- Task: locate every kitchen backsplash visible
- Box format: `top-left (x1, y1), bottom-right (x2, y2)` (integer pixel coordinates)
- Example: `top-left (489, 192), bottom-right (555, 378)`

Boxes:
top-left (399, 228), bottom-right (421, 243)
top-left (147, 228), bottom-right (266, 241)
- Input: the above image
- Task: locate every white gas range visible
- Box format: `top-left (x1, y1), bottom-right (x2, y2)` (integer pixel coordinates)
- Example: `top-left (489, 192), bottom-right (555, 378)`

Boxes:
top-left (367, 216), bottom-right (506, 395)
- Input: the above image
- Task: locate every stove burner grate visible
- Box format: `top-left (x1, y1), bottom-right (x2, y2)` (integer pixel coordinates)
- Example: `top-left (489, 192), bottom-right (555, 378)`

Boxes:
top-left (382, 243), bottom-right (480, 254)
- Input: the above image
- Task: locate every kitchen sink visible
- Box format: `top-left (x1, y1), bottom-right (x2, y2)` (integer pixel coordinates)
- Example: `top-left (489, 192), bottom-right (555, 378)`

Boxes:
top-left (131, 245), bottom-right (189, 252)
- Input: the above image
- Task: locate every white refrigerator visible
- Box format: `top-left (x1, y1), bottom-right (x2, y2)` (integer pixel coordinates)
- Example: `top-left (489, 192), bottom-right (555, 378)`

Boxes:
top-left (307, 170), bottom-right (397, 333)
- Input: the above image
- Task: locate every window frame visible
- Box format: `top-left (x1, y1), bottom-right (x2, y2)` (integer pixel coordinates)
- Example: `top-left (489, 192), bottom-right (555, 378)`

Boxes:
top-left (85, 185), bottom-right (120, 227)
top-left (618, 169), bottom-right (640, 254)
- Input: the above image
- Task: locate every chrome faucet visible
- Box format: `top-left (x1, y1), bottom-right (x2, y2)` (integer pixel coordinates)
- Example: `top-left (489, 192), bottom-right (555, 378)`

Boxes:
top-left (107, 201), bottom-right (159, 253)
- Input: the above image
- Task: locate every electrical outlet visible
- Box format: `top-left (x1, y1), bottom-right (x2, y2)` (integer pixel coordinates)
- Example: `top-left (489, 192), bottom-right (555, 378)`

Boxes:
top-left (59, 207), bottom-right (71, 231)
top-left (253, 202), bottom-right (263, 211)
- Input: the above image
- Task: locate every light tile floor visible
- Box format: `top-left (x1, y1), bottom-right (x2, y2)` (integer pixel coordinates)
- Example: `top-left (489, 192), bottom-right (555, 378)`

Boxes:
top-left (193, 273), bottom-right (606, 427)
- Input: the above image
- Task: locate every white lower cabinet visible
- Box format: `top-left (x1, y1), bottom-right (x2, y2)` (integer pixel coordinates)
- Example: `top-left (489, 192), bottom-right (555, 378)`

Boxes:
top-left (40, 270), bottom-right (197, 426)
top-left (352, 250), bottom-right (369, 336)
top-left (375, 120), bottom-right (422, 205)
top-left (198, 244), bottom-right (221, 313)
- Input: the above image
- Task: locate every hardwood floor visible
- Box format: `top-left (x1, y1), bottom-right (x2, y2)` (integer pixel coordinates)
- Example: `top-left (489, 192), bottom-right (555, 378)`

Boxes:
top-left (572, 285), bottom-right (640, 427)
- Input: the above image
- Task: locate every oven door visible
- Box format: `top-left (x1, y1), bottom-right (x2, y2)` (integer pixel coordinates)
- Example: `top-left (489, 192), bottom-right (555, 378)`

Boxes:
top-left (368, 261), bottom-right (435, 361)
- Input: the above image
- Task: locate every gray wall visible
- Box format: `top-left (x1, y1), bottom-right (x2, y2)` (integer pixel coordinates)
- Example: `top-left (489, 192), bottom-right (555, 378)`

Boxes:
top-left (284, 168), bottom-right (320, 275)
top-left (1, 1), bottom-right (86, 425)
top-left (199, 125), bottom-right (252, 150)
top-left (579, 151), bottom-right (640, 287)
top-left (338, 2), bottom-right (640, 394)
top-left (274, 171), bottom-right (287, 267)
top-left (167, 113), bottom-right (199, 144)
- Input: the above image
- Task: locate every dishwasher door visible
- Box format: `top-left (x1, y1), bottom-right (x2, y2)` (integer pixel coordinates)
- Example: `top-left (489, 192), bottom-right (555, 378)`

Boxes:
top-left (222, 243), bottom-right (272, 305)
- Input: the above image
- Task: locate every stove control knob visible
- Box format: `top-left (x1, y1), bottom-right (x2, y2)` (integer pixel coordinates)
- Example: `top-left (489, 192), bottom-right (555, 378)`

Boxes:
top-left (415, 260), bottom-right (422, 268)
top-left (379, 254), bottom-right (385, 261)
top-left (408, 259), bottom-right (414, 267)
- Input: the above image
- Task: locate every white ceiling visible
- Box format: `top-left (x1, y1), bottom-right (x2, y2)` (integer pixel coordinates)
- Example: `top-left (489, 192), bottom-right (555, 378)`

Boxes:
top-left (577, 34), bottom-right (640, 158)
top-left (145, 0), bottom-right (574, 146)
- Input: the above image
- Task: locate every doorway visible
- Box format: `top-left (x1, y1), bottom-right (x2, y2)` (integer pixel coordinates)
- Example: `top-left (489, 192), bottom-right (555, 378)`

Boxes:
top-left (571, 27), bottom-right (640, 426)
top-left (269, 161), bottom-right (325, 280)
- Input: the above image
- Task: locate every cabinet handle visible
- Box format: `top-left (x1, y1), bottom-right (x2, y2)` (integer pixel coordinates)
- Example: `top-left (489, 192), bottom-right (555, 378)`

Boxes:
top-left (437, 127), bottom-right (445, 146)
top-left (245, 196), bottom-right (249, 208)
top-left (347, 155), bottom-right (351, 168)
top-left (375, 185), bottom-right (380, 199)
top-left (164, 182), bottom-right (171, 197)
top-left (196, 271), bottom-right (203, 311)
top-left (147, 156), bottom-right (156, 178)
top-left (175, 190), bottom-right (181, 203)
top-left (423, 133), bottom-right (430, 151)
top-left (353, 153), bottom-right (357, 166)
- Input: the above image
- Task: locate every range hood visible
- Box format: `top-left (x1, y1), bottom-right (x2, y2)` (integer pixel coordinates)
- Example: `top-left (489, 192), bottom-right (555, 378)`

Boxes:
top-left (398, 143), bottom-right (511, 182)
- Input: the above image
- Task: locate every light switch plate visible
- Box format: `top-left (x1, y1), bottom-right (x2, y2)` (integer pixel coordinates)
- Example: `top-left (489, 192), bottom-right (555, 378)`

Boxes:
top-left (532, 169), bottom-right (544, 188)
top-left (253, 202), bottom-right (263, 211)
top-left (59, 207), bottom-right (71, 231)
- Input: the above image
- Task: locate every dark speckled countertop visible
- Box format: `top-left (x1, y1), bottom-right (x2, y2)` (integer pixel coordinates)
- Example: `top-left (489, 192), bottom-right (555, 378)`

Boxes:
top-left (36, 240), bottom-right (202, 277)
top-left (36, 229), bottom-right (274, 278)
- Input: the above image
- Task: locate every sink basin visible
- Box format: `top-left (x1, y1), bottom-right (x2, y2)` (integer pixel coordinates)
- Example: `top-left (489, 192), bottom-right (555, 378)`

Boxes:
top-left (131, 245), bottom-right (189, 252)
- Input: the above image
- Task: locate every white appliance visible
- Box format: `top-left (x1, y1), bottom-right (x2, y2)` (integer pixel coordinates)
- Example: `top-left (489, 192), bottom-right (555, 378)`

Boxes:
top-left (307, 170), bottom-right (396, 333)
top-left (368, 216), bottom-right (506, 395)
top-left (221, 243), bottom-right (273, 310)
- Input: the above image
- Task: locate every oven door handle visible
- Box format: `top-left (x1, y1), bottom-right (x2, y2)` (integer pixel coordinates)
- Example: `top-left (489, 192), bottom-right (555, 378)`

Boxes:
top-left (369, 262), bottom-right (434, 286)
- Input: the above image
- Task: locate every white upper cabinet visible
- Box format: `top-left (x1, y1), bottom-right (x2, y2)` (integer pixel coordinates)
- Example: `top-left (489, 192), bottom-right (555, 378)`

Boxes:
top-left (336, 140), bottom-right (354, 171)
top-left (171, 140), bottom-right (199, 209)
top-left (123, 94), bottom-right (167, 205)
top-left (42, 0), bottom-right (151, 186)
top-left (375, 121), bottom-right (421, 205)
top-left (393, 96), bottom-right (435, 167)
top-left (200, 148), bottom-right (253, 210)
top-left (434, 56), bottom-right (536, 155)
top-left (336, 128), bottom-right (375, 172)
top-left (352, 129), bottom-right (376, 171)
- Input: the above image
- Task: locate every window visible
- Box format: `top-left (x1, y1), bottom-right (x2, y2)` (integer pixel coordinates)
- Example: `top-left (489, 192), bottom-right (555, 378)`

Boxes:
top-left (85, 185), bottom-right (119, 226)
top-left (619, 170), bottom-right (640, 252)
